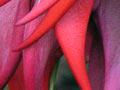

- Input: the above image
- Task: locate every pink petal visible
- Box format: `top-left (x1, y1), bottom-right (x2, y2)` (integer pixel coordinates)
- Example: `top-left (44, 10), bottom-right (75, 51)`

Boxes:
top-left (95, 0), bottom-right (120, 89)
top-left (22, 15), bottom-right (61, 90)
top-left (16, 0), bottom-right (58, 25)
top-left (0, 0), bottom-right (30, 88)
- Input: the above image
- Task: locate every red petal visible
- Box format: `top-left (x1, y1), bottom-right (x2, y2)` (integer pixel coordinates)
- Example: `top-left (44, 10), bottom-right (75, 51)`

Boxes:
top-left (55, 0), bottom-right (93, 89)
top-left (14, 0), bottom-right (76, 51)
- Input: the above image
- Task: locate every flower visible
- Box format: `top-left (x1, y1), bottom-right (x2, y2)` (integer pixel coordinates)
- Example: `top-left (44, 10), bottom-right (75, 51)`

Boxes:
top-left (0, 0), bottom-right (62, 90)
top-left (0, 0), bottom-right (120, 90)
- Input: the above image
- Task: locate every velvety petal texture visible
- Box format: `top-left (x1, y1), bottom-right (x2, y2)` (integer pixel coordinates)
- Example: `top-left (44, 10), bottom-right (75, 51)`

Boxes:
top-left (56, 0), bottom-right (93, 89)
top-left (96, 0), bottom-right (120, 89)
top-left (0, 0), bottom-right (29, 89)
top-left (22, 17), bottom-right (61, 90)
top-left (0, 0), bottom-right (120, 90)
top-left (0, 0), bottom-right (61, 90)
top-left (0, 0), bottom-right (10, 6)
top-left (8, 60), bottom-right (25, 90)
top-left (87, 20), bottom-right (105, 90)
top-left (16, 0), bottom-right (58, 25)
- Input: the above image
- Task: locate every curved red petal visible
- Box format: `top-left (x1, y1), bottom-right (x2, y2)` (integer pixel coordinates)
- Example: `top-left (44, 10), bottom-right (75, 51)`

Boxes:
top-left (14, 0), bottom-right (76, 51)
top-left (55, 0), bottom-right (93, 89)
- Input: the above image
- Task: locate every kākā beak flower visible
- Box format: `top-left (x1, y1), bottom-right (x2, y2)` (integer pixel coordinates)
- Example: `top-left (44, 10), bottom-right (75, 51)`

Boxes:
top-left (0, 0), bottom-right (120, 90)
top-left (14, 0), bottom-right (93, 90)
top-left (0, 0), bottom-right (62, 90)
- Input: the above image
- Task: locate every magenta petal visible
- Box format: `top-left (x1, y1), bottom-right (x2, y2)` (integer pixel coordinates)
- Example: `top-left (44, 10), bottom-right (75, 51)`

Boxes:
top-left (96, 0), bottom-right (120, 89)
top-left (0, 0), bottom-right (30, 88)
top-left (22, 15), bottom-right (61, 90)
top-left (8, 60), bottom-right (25, 90)
top-left (16, 0), bottom-right (58, 25)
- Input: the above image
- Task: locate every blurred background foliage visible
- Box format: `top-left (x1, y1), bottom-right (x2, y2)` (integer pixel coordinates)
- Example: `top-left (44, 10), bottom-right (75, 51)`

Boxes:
top-left (50, 56), bottom-right (79, 90)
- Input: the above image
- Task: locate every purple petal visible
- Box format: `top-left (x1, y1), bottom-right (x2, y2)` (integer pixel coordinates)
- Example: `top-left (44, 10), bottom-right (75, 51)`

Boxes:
top-left (95, 0), bottom-right (120, 89)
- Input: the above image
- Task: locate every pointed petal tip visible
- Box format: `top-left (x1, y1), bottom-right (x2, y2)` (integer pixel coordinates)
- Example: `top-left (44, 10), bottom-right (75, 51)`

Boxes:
top-left (15, 12), bottom-right (35, 25)
top-left (15, 22), bottom-right (21, 26)
top-left (15, 19), bottom-right (26, 26)
top-left (12, 42), bottom-right (31, 52)
top-left (12, 48), bottom-right (21, 52)
top-left (12, 46), bottom-right (24, 52)
top-left (15, 11), bottom-right (39, 25)
top-left (15, 0), bottom-right (59, 25)
top-left (15, 12), bottom-right (34, 25)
